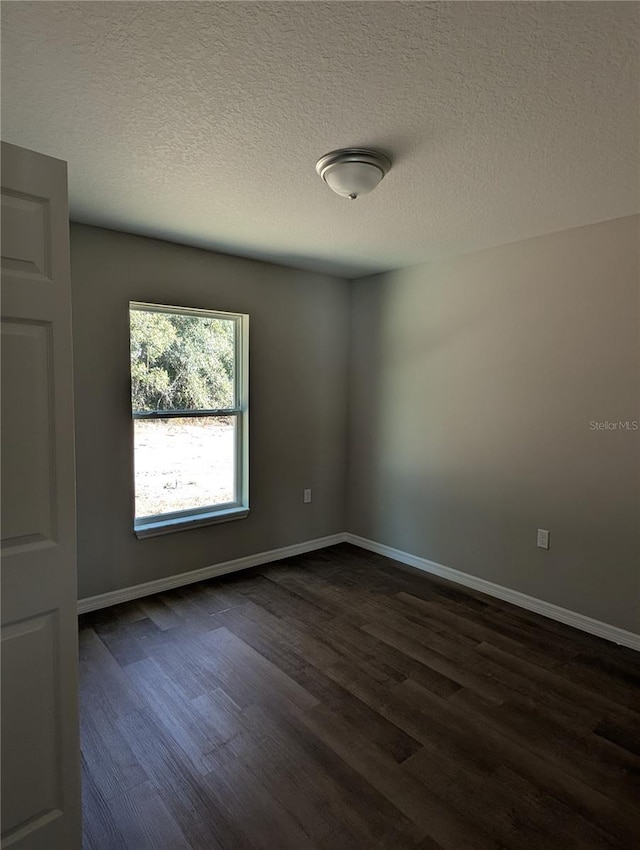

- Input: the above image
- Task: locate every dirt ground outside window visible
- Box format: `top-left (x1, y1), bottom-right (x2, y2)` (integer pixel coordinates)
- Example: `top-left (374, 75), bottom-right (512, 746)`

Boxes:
top-left (134, 418), bottom-right (235, 518)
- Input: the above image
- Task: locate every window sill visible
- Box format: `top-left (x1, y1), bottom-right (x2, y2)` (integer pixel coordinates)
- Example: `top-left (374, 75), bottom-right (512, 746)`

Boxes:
top-left (134, 507), bottom-right (250, 539)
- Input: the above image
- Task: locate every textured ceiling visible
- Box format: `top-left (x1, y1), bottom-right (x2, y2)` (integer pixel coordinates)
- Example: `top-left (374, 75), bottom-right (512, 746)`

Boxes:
top-left (1, 1), bottom-right (639, 278)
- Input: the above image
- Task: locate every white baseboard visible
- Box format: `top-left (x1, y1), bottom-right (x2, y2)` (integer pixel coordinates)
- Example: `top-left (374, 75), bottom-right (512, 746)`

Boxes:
top-left (78, 530), bottom-right (639, 652)
top-left (344, 533), bottom-right (640, 652)
top-left (77, 533), bottom-right (347, 614)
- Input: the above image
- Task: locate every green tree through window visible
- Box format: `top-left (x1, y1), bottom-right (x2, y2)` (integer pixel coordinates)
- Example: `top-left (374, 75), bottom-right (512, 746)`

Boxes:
top-left (130, 310), bottom-right (235, 412)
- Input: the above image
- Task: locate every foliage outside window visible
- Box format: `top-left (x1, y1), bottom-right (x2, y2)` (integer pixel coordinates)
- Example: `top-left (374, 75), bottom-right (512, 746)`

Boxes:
top-left (129, 302), bottom-right (249, 537)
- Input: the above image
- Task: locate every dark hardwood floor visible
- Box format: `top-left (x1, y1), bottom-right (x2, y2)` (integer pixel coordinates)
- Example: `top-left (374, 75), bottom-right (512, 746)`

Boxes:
top-left (79, 543), bottom-right (640, 849)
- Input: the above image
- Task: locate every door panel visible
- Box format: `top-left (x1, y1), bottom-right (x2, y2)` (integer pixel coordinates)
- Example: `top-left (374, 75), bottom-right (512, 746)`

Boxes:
top-left (1, 319), bottom-right (55, 547)
top-left (1, 614), bottom-right (60, 835)
top-left (0, 190), bottom-right (52, 281)
top-left (1, 142), bottom-right (81, 849)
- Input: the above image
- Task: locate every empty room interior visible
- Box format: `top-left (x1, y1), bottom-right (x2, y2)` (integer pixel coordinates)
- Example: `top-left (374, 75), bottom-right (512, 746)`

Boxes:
top-left (1, 2), bottom-right (639, 849)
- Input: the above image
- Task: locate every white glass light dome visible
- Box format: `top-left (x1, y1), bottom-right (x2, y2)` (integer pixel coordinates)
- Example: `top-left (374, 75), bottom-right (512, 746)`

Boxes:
top-left (315, 149), bottom-right (391, 200)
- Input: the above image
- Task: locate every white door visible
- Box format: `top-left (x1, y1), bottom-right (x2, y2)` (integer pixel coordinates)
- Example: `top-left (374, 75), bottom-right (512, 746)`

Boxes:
top-left (1, 142), bottom-right (81, 849)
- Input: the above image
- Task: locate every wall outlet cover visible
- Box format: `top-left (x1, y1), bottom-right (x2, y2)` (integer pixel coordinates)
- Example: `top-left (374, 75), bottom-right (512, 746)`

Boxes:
top-left (537, 528), bottom-right (550, 550)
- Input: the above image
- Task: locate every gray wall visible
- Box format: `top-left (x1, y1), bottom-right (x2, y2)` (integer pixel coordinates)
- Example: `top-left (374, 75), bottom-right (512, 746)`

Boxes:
top-left (348, 216), bottom-right (640, 633)
top-left (71, 224), bottom-right (349, 599)
top-left (72, 217), bottom-right (639, 633)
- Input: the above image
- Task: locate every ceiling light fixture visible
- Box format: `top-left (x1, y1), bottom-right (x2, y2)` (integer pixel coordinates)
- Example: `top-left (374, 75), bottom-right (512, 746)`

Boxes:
top-left (315, 148), bottom-right (391, 200)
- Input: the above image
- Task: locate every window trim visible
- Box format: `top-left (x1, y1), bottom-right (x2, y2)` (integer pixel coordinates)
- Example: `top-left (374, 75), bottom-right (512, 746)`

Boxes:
top-left (134, 506), bottom-right (250, 539)
top-left (130, 301), bottom-right (249, 538)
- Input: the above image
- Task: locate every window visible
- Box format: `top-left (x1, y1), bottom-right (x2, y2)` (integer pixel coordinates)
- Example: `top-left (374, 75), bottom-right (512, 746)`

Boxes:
top-left (129, 302), bottom-right (249, 537)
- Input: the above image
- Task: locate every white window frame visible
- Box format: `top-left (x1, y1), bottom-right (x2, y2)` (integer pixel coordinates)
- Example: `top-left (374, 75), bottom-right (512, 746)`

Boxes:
top-left (130, 301), bottom-right (249, 538)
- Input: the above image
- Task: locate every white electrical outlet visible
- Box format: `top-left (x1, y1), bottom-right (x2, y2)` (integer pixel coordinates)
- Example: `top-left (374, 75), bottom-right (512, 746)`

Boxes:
top-left (303, 488), bottom-right (312, 504)
top-left (537, 529), bottom-right (550, 550)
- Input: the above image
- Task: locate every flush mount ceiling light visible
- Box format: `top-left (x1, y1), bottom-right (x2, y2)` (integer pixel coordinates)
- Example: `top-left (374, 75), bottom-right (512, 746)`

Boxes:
top-left (315, 148), bottom-right (391, 200)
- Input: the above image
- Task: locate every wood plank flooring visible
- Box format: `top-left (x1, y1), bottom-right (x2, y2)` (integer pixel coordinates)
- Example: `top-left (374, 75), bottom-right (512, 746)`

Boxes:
top-left (79, 543), bottom-right (640, 849)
